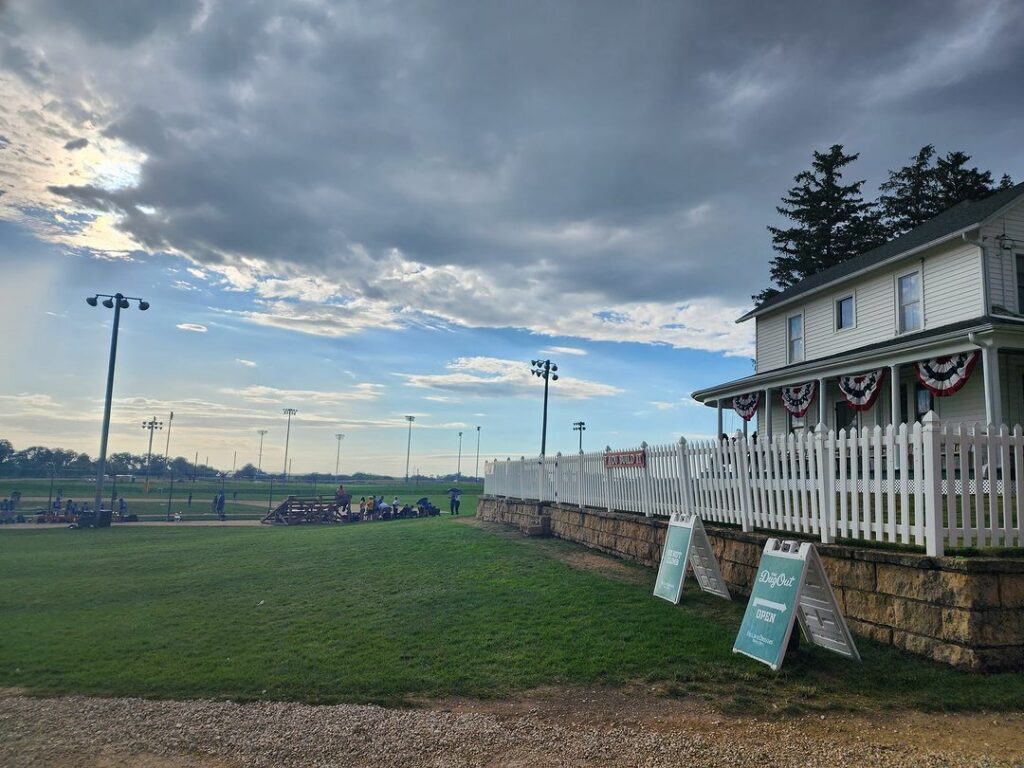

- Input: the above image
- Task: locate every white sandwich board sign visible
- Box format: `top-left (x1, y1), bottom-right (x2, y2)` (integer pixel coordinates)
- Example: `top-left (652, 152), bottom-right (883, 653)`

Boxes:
top-left (733, 538), bottom-right (860, 671)
top-left (654, 513), bottom-right (731, 604)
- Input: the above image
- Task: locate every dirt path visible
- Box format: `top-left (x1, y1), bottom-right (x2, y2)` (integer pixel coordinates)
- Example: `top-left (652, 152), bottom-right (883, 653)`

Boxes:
top-left (2, 689), bottom-right (1021, 768)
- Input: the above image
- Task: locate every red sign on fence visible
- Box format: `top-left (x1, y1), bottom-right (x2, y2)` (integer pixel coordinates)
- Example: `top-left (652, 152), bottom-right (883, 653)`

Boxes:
top-left (604, 449), bottom-right (646, 469)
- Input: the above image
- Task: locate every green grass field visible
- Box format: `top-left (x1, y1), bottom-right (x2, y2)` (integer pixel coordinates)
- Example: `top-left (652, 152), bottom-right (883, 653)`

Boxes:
top-left (0, 478), bottom-right (481, 520)
top-left (2, 517), bottom-right (1023, 713)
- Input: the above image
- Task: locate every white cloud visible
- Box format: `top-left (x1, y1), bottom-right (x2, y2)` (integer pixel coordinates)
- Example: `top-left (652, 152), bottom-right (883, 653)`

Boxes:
top-left (175, 323), bottom-right (207, 333)
top-left (541, 346), bottom-right (587, 357)
top-left (402, 356), bottom-right (622, 400)
top-left (235, 358), bottom-right (257, 367)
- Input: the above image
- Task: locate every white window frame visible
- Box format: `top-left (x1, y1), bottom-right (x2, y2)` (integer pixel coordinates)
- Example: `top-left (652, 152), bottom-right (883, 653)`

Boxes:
top-left (834, 293), bottom-right (856, 332)
top-left (895, 268), bottom-right (923, 334)
top-left (786, 311), bottom-right (804, 364)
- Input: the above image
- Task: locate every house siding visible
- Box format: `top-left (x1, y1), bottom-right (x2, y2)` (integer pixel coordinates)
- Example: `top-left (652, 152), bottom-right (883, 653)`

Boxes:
top-left (753, 239), bottom-right (985, 374)
top-left (982, 198), bottom-right (1024, 313)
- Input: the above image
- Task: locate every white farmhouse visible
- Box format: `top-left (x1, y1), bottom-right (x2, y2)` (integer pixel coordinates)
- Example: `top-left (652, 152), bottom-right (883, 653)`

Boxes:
top-left (693, 182), bottom-right (1024, 435)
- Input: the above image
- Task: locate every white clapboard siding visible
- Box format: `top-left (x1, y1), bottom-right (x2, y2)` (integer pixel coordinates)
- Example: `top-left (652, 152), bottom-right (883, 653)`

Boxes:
top-left (485, 414), bottom-right (1024, 555)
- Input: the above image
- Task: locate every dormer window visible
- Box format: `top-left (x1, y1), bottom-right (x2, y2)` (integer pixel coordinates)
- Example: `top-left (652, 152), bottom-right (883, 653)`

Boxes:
top-left (787, 313), bottom-right (803, 363)
top-left (897, 271), bottom-right (922, 333)
top-left (836, 295), bottom-right (854, 330)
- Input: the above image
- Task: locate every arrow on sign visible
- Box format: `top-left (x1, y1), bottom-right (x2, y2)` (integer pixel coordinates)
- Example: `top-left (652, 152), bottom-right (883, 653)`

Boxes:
top-left (753, 597), bottom-right (787, 612)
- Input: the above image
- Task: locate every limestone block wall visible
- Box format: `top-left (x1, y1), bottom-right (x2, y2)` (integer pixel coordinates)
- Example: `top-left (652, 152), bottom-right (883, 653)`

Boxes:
top-left (478, 496), bottom-right (1024, 671)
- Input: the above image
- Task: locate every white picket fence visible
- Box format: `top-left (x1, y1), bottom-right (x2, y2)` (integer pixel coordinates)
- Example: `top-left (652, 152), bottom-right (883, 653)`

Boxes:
top-left (483, 412), bottom-right (1024, 556)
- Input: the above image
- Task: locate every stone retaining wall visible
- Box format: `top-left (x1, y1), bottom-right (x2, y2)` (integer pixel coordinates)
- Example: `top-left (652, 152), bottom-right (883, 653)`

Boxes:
top-left (478, 496), bottom-right (1024, 671)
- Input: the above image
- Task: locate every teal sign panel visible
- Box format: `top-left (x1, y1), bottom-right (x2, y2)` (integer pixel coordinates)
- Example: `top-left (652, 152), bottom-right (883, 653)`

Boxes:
top-left (654, 520), bottom-right (693, 603)
top-left (733, 544), bottom-right (806, 670)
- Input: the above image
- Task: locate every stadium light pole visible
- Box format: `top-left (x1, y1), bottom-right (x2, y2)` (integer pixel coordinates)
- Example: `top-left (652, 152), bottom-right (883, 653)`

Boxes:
top-left (404, 415), bottom-right (415, 483)
top-left (256, 429), bottom-right (268, 476)
top-left (456, 431), bottom-right (463, 480)
top-left (86, 292), bottom-right (150, 516)
top-left (282, 408), bottom-right (298, 479)
top-left (474, 425), bottom-right (481, 480)
top-left (573, 420), bottom-right (586, 453)
top-left (335, 433), bottom-right (345, 481)
top-left (530, 359), bottom-right (559, 456)
top-left (141, 416), bottom-right (163, 492)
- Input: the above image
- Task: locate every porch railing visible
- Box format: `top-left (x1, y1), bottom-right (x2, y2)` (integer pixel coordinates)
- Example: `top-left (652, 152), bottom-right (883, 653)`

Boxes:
top-left (483, 412), bottom-right (1024, 556)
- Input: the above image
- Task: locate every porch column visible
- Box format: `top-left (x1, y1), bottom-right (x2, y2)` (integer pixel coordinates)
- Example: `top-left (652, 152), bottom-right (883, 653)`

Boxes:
top-left (890, 364), bottom-right (901, 426)
top-left (764, 389), bottom-right (772, 437)
top-left (981, 346), bottom-right (1003, 427)
top-left (716, 400), bottom-right (724, 438)
top-left (743, 417), bottom-right (748, 438)
top-left (817, 377), bottom-right (827, 427)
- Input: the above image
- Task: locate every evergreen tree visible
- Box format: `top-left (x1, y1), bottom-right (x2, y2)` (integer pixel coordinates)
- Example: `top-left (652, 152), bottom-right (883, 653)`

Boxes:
top-left (756, 145), bottom-right (884, 304)
top-left (879, 146), bottom-right (1011, 236)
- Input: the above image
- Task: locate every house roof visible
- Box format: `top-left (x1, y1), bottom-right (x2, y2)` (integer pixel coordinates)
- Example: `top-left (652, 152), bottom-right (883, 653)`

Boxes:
top-left (739, 181), bottom-right (1024, 322)
top-left (691, 314), bottom-right (1024, 403)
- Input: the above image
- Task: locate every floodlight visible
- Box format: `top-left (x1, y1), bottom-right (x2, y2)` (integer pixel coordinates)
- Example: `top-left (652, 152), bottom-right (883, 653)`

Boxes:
top-left (86, 296), bottom-right (98, 306)
top-left (102, 298), bottom-right (114, 308)
top-left (552, 374), bottom-right (559, 381)
top-left (551, 365), bottom-right (558, 372)
top-left (119, 298), bottom-right (130, 308)
top-left (138, 301), bottom-right (150, 311)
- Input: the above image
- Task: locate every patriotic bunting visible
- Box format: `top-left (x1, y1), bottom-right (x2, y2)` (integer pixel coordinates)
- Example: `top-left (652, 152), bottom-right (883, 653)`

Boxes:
top-left (732, 392), bottom-right (759, 422)
top-left (917, 352), bottom-right (978, 397)
top-left (780, 381), bottom-right (816, 417)
top-left (838, 368), bottom-right (886, 412)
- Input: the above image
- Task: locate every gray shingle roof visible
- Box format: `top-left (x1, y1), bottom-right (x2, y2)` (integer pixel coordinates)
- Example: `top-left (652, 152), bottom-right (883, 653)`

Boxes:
top-left (741, 181), bottom-right (1024, 321)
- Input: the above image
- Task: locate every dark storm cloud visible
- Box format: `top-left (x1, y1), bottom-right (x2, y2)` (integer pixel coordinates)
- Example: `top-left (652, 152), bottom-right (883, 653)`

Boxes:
top-left (63, 137), bottom-right (88, 150)
top-left (10, 0), bottom-right (1024, 316)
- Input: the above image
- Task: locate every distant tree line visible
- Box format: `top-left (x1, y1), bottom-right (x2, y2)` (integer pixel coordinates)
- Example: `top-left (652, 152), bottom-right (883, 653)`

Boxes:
top-left (755, 144), bottom-right (1014, 303)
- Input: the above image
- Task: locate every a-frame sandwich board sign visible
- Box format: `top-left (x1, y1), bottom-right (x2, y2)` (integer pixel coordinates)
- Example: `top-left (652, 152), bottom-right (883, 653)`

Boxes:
top-left (654, 512), bottom-right (731, 603)
top-left (733, 538), bottom-right (860, 671)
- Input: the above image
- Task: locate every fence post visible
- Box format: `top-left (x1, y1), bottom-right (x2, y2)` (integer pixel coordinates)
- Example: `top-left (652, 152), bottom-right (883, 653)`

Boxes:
top-left (640, 442), bottom-right (652, 517)
top-left (736, 436), bottom-right (753, 532)
top-left (922, 411), bottom-right (945, 556)
top-left (816, 424), bottom-right (834, 544)
top-left (554, 452), bottom-right (561, 505)
top-left (537, 457), bottom-right (544, 502)
top-left (603, 447), bottom-right (612, 512)
top-left (579, 451), bottom-right (585, 510)
top-left (677, 437), bottom-right (693, 515)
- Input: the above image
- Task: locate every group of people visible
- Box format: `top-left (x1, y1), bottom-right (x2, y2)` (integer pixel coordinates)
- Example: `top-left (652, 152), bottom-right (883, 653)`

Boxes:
top-left (332, 484), bottom-right (448, 522)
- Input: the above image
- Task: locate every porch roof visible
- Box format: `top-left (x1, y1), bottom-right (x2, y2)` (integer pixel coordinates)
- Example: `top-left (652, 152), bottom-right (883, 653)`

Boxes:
top-left (692, 315), bottom-right (1024, 404)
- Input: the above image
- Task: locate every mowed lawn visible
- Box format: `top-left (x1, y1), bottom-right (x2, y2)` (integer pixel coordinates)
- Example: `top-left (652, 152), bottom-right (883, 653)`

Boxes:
top-left (2, 518), bottom-right (1023, 712)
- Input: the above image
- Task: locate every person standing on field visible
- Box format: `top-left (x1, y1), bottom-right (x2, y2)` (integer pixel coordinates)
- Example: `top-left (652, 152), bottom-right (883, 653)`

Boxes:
top-left (448, 488), bottom-right (461, 515)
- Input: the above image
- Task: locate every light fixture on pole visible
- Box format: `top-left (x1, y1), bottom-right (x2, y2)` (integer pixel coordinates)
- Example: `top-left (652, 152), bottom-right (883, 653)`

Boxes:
top-left (474, 425), bottom-right (481, 480)
top-left (335, 433), bottom-right (345, 481)
top-left (573, 420), bottom-right (586, 453)
top-left (256, 429), bottom-right (268, 476)
top-left (141, 416), bottom-right (164, 493)
top-left (282, 408), bottom-right (298, 479)
top-left (86, 292), bottom-right (150, 517)
top-left (530, 359), bottom-right (559, 456)
top-left (456, 431), bottom-right (463, 480)
top-left (163, 410), bottom-right (174, 466)
top-left (404, 415), bottom-right (415, 483)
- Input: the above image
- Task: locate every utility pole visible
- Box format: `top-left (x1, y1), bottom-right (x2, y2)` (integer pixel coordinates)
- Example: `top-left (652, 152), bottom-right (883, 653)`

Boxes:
top-left (256, 429), bottom-right (268, 476)
top-left (475, 426), bottom-right (481, 480)
top-left (335, 433), bottom-right (345, 481)
top-left (530, 359), bottom-right (559, 456)
top-left (141, 416), bottom-right (163, 493)
top-left (282, 408), bottom-right (298, 479)
top-left (232, 450), bottom-right (237, 475)
top-left (456, 431), bottom-right (463, 480)
top-left (573, 421), bottom-right (587, 453)
top-left (404, 415), bottom-right (415, 483)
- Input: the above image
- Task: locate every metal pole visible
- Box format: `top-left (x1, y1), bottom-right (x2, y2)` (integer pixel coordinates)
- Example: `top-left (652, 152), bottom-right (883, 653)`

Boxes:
top-left (193, 451), bottom-right (198, 481)
top-left (47, 463), bottom-right (55, 512)
top-left (335, 433), bottom-right (344, 480)
top-left (93, 294), bottom-right (123, 514)
top-left (404, 415), bottom-right (415, 483)
top-left (457, 431), bottom-right (463, 480)
top-left (143, 417), bottom-right (161, 493)
top-left (541, 369), bottom-right (550, 456)
top-left (282, 408), bottom-right (297, 478)
top-left (164, 411), bottom-right (174, 464)
top-left (268, 476), bottom-right (274, 512)
top-left (257, 430), bottom-right (267, 476)
top-left (166, 472), bottom-right (174, 521)
top-left (232, 450), bottom-right (237, 474)
top-left (475, 426), bottom-right (481, 480)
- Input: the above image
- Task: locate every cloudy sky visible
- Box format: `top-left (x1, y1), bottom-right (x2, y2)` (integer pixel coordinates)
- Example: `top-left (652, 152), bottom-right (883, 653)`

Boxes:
top-left (1, 1), bottom-right (1023, 475)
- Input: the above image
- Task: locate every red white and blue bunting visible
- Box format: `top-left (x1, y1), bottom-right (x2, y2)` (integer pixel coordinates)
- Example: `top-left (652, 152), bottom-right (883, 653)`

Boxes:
top-left (780, 381), bottom-right (816, 417)
top-left (916, 352), bottom-right (978, 397)
top-left (732, 392), bottom-right (759, 422)
top-left (838, 368), bottom-right (886, 412)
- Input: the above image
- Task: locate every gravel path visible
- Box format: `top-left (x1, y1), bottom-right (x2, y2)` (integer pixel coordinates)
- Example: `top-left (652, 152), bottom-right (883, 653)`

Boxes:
top-left (2, 691), bottom-right (1022, 768)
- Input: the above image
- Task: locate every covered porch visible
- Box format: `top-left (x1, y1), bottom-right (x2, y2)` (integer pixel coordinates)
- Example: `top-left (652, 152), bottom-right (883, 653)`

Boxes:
top-left (693, 319), bottom-right (1024, 437)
